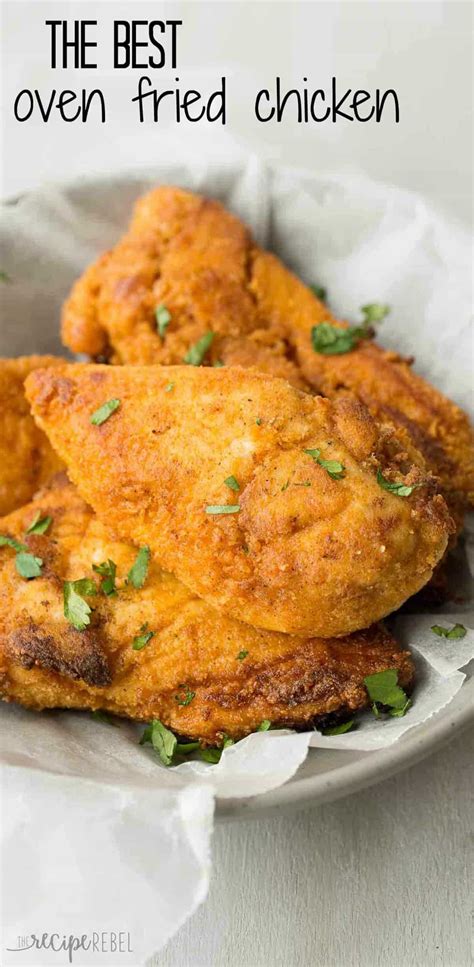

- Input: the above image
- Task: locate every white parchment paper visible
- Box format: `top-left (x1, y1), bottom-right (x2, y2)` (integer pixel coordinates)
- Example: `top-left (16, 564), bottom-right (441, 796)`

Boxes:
top-left (1, 158), bottom-right (473, 965)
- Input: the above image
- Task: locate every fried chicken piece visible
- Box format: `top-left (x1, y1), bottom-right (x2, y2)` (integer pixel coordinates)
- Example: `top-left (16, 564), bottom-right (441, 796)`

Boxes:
top-left (26, 363), bottom-right (452, 637)
top-left (0, 356), bottom-right (64, 515)
top-left (61, 186), bottom-right (309, 390)
top-left (61, 186), bottom-right (474, 521)
top-left (0, 476), bottom-right (414, 742)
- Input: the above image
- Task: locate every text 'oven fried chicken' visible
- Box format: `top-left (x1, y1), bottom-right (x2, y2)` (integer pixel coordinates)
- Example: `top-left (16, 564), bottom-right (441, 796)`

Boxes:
top-left (0, 476), bottom-right (414, 741)
top-left (25, 364), bottom-right (452, 637)
top-left (61, 186), bottom-right (474, 523)
top-left (0, 355), bottom-right (65, 515)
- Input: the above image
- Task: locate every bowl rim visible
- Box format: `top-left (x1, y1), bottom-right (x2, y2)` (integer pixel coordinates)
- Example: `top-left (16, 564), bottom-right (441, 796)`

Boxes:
top-left (217, 678), bottom-right (474, 819)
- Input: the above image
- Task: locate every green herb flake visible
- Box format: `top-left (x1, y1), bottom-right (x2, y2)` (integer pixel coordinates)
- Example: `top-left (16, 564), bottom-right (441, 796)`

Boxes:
top-left (431, 623), bottom-right (467, 640)
top-left (127, 546), bottom-right (150, 589)
top-left (258, 719), bottom-right (272, 732)
top-left (389, 699), bottom-right (412, 718)
top-left (255, 418), bottom-right (262, 426)
top-left (0, 270), bottom-right (11, 283)
top-left (140, 719), bottom-right (178, 766)
top-left (165, 382), bottom-right (175, 393)
top-left (93, 559), bottom-right (117, 596)
top-left (322, 719), bottom-right (355, 736)
top-left (311, 322), bottom-right (365, 356)
top-left (91, 710), bottom-right (119, 727)
top-left (311, 284), bottom-right (327, 302)
top-left (0, 534), bottom-right (26, 553)
top-left (376, 469), bottom-right (419, 498)
top-left (364, 669), bottom-right (410, 716)
top-left (304, 448), bottom-right (345, 479)
top-left (0, 534), bottom-right (43, 579)
top-left (132, 623), bottom-right (155, 651)
top-left (175, 684), bottom-right (196, 707)
top-left (26, 513), bottom-right (52, 536)
top-left (236, 650), bottom-right (249, 661)
top-left (199, 736), bottom-right (234, 765)
top-left (155, 304), bottom-right (171, 339)
top-left (205, 504), bottom-right (240, 516)
top-left (90, 398), bottom-right (121, 426)
top-left (199, 747), bottom-right (222, 764)
top-left (224, 475), bottom-right (240, 492)
top-left (281, 480), bottom-right (290, 492)
top-left (63, 579), bottom-right (95, 631)
top-left (15, 551), bottom-right (43, 579)
top-left (360, 302), bottom-right (390, 324)
top-left (184, 331), bottom-right (214, 366)
top-left (175, 741), bottom-right (200, 755)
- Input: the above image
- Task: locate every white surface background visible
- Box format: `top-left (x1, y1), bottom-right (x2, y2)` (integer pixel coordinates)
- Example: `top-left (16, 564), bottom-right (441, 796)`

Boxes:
top-left (1, 2), bottom-right (473, 966)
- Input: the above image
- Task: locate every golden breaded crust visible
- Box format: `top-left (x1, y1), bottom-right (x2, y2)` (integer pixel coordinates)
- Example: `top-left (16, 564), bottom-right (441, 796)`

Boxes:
top-left (0, 355), bottom-right (64, 515)
top-left (62, 186), bottom-right (309, 388)
top-left (0, 477), bottom-right (414, 741)
top-left (26, 363), bottom-right (452, 637)
top-left (61, 186), bottom-right (474, 518)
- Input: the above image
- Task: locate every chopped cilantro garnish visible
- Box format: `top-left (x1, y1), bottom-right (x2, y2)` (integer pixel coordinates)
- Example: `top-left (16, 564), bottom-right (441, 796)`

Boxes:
top-left (311, 321), bottom-right (369, 356)
top-left (389, 700), bottom-right (412, 718)
top-left (90, 398), bottom-right (120, 426)
top-left (155, 304), bottom-right (171, 339)
top-left (93, 559), bottom-right (117, 596)
top-left (91, 710), bottom-right (119, 726)
top-left (205, 504), bottom-right (240, 515)
top-left (311, 284), bottom-right (327, 302)
top-left (360, 303), bottom-right (390, 324)
top-left (236, 650), bottom-right (249, 661)
top-left (175, 741), bottom-right (201, 755)
top-left (376, 469), bottom-right (420, 498)
top-left (26, 513), bottom-right (52, 536)
top-left (132, 623), bottom-right (155, 650)
top-left (15, 551), bottom-right (43, 579)
top-left (322, 719), bottom-right (355, 736)
top-left (184, 331), bottom-right (214, 365)
top-left (224, 475), bottom-right (240, 492)
top-left (255, 418), bottom-right (262, 426)
top-left (198, 747), bottom-right (222, 764)
top-left (304, 448), bottom-right (345, 479)
top-left (199, 736), bottom-right (234, 764)
top-left (364, 669), bottom-right (410, 716)
top-left (165, 382), bottom-right (175, 393)
top-left (258, 720), bottom-right (271, 732)
top-left (140, 719), bottom-right (178, 766)
top-left (0, 535), bottom-right (24, 553)
top-left (281, 480), bottom-right (290, 492)
top-left (127, 546), bottom-right (150, 588)
top-left (0, 534), bottom-right (43, 579)
top-left (431, 623), bottom-right (467, 640)
top-left (175, 684), bottom-right (196, 707)
top-left (311, 302), bottom-right (389, 356)
top-left (294, 481), bottom-right (312, 487)
top-left (63, 578), bottom-right (96, 631)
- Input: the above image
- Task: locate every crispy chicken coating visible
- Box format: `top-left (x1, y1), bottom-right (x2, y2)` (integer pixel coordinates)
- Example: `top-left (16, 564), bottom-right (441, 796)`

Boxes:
top-left (0, 356), bottom-right (64, 515)
top-left (0, 476), bottom-right (414, 741)
top-left (26, 363), bottom-right (451, 637)
top-left (61, 186), bottom-right (474, 521)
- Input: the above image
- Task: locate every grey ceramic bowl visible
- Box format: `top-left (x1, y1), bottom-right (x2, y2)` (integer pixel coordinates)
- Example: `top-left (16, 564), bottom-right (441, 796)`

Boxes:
top-left (1, 166), bottom-right (472, 818)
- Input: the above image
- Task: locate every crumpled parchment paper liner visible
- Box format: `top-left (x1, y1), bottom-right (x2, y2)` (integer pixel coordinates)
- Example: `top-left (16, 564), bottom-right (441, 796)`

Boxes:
top-left (1, 157), bottom-right (472, 965)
